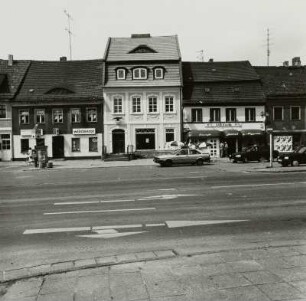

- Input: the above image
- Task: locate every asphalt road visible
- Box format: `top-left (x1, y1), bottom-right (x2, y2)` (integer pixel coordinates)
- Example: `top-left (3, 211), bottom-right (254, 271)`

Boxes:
top-left (0, 164), bottom-right (306, 271)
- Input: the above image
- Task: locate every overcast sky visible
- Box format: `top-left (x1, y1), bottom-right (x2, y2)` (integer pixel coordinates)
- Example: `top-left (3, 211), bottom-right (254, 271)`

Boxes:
top-left (1, 0), bottom-right (306, 66)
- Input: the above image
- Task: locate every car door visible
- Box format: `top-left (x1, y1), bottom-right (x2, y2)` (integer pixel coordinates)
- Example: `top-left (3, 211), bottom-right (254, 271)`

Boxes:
top-left (189, 149), bottom-right (200, 164)
top-left (173, 149), bottom-right (188, 164)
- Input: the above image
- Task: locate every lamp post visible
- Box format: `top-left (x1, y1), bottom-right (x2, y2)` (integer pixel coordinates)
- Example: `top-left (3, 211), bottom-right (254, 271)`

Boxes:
top-left (266, 127), bottom-right (273, 168)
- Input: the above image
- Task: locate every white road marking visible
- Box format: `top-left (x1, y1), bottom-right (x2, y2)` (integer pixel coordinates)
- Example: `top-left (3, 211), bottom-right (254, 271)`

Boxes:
top-left (44, 207), bottom-right (156, 215)
top-left (23, 227), bottom-right (90, 234)
top-left (146, 223), bottom-right (165, 227)
top-left (93, 224), bottom-right (142, 230)
top-left (77, 229), bottom-right (145, 239)
top-left (54, 199), bottom-right (135, 205)
top-left (212, 182), bottom-right (306, 189)
top-left (158, 188), bottom-right (176, 191)
top-left (138, 194), bottom-right (196, 201)
top-left (166, 220), bottom-right (248, 228)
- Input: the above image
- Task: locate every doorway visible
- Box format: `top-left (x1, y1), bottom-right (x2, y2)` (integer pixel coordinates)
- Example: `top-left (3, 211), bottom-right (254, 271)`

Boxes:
top-left (112, 129), bottom-right (125, 153)
top-left (52, 136), bottom-right (64, 158)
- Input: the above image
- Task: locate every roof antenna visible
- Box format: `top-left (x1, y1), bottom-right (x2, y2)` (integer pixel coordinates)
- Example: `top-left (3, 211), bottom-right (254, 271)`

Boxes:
top-left (64, 9), bottom-right (73, 60)
top-left (197, 50), bottom-right (204, 62)
top-left (266, 28), bottom-right (271, 66)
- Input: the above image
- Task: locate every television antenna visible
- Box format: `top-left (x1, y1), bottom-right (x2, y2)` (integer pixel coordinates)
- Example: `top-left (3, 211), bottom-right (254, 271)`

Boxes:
top-left (64, 9), bottom-right (73, 60)
top-left (266, 28), bottom-right (271, 66)
top-left (197, 50), bottom-right (204, 62)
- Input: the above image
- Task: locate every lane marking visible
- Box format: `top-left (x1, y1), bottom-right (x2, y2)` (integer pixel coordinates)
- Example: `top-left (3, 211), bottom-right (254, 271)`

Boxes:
top-left (212, 182), bottom-right (306, 189)
top-left (54, 199), bottom-right (135, 205)
top-left (158, 188), bottom-right (176, 191)
top-left (146, 223), bottom-right (165, 227)
top-left (93, 224), bottom-right (142, 230)
top-left (24, 227), bottom-right (90, 234)
top-left (44, 207), bottom-right (156, 215)
top-left (166, 220), bottom-right (248, 228)
top-left (77, 230), bottom-right (145, 239)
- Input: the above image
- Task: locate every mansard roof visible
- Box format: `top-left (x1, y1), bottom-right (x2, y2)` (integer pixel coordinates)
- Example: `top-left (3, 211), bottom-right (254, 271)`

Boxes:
top-left (15, 59), bottom-right (103, 102)
top-left (104, 35), bottom-right (181, 61)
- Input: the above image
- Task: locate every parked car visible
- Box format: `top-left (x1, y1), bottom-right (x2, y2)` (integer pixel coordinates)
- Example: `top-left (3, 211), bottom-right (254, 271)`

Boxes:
top-left (153, 148), bottom-right (210, 167)
top-left (277, 146), bottom-right (306, 167)
top-left (229, 145), bottom-right (279, 163)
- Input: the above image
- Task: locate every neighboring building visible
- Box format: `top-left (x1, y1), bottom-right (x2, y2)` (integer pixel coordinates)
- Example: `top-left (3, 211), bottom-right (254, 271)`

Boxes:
top-left (183, 61), bottom-right (266, 157)
top-left (0, 56), bottom-right (30, 161)
top-left (12, 58), bottom-right (103, 160)
top-left (256, 58), bottom-right (306, 153)
top-left (102, 34), bottom-right (182, 155)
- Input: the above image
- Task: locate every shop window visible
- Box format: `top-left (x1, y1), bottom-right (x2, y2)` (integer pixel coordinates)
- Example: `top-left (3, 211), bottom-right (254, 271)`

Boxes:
top-left (116, 68), bottom-right (126, 80)
top-left (1, 134), bottom-right (10, 150)
top-left (226, 108), bottom-right (236, 122)
top-left (87, 108), bottom-right (97, 122)
top-left (71, 108), bottom-right (81, 123)
top-left (273, 107), bottom-right (283, 121)
top-left (165, 96), bottom-right (174, 113)
top-left (21, 139), bottom-right (29, 153)
top-left (210, 108), bottom-right (220, 122)
top-left (0, 105), bottom-right (6, 118)
top-left (291, 106), bottom-right (301, 120)
top-left (245, 108), bottom-right (256, 122)
top-left (113, 97), bottom-right (123, 113)
top-left (35, 109), bottom-right (45, 124)
top-left (191, 109), bottom-right (202, 122)
top-left (132, 97), bottom-right (141, 113)
top-left (53, 109), bottom-right (63, 123)
top-left (154, 68), bottom-right (164, 79)
top-left (133, 68), bottom-right (147, 80)
top-left (72, 138), bottom-right (80, 152)
top-left (19, 109), bottom-right (29, 124)
top-left (148, 96), bottom-right (157, 113)
top-left (165, 129), bottom-right (174, 142)
top-left (89, 137), bottom-right (98, 152)
top-left (136, 128), bottom-right (155, 150)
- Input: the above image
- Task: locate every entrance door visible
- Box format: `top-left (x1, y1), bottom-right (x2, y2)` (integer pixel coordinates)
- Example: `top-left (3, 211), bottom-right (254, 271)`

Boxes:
top-left (0, 134), bottom-right (11, 161)
top-left (112, 129), bottom-right (125, 153)
top-left (52, 136), bottom-right (64, 158)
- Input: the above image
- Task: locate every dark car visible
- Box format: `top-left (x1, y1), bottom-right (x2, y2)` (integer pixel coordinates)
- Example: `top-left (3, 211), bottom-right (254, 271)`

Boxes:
top-left (277, 146), bottom-right (306, 167)
top-left (230, 145), bottom-right (279, 163)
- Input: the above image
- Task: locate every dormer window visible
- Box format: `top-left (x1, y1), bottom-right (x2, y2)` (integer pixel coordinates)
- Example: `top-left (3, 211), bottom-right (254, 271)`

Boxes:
top-left (154, 68), bottom-right (164, 79)
top-left (116, 68), bottom-right (126, 80)
top-left (133, 68), bottom-right (147, 80)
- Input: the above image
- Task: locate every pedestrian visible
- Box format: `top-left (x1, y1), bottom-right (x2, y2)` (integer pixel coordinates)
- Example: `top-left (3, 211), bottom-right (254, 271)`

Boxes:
top-left (224, 142), bottom-right (229, 157)
top-left (32, 149), bottom-right (38, 168)
top-left (219, 142), bottom-right (224, 157)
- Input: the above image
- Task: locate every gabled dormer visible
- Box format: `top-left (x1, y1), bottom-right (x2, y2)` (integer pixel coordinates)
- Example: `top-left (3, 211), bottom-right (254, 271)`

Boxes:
top-left (128, 44), bottom-right (157, 54)
top-left (45, 85), bottom-right (74, 95)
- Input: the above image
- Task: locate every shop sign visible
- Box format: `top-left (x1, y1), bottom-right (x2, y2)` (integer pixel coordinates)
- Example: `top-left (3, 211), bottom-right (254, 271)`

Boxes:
top-left (73, 128), bottom-right (96, 135)
top-left (205, 123), bottom-right (243, 128)
top-left (274, 136), bottom-right (293, 152)
top-left (21, 129), bottom-right (35, 138)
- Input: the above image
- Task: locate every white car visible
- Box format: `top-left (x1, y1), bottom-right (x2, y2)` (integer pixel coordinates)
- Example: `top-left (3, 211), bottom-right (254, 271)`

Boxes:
top-left (153, 148), bottom-right (210, 167)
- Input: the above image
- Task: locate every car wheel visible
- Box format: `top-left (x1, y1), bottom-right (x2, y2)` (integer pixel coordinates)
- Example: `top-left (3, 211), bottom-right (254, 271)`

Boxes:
top-left (165, 160), bottom-right (172, 167)
top-left (196, 159), bottom-right (204, 166)
top-left (292, 160), bottom-right (299, 167)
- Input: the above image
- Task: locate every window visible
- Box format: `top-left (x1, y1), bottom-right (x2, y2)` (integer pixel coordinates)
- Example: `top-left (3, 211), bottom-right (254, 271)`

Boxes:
top-left (35, 109), bottom-right (45, 124)
top-left (154, 68), bottom-right (164, 79)
top-left (89, 137), bottom-right (98, 152)
top-left (226, 108), bottom-right (236, 122)
top-left (273, 107), bottom-right (283, 121)
top-left (53, 109), bottom-right (63, 123)
top-left (165, 129), bottom-right (174, 142)
top-left (132, 97), bottom-right (141, 113)
top-left (72, 138), bottom-right (80, 152)
top-left (116, 68), bottom-right (126, 80)
top-left (245, 108), bottom-right (256, 122)
top-left (71, 108), bottom-right (81, 123)
top-left (87, 108), bottom-right (97, 122)
top-left (19, 109), bottom-right (29, 124)
top-left (0, 105), bottom-right (6, 118)
top-left (148, 96), bottom-right (158, 113)
top-left (133, 68), bottom-right (147, 80)
top-left (165, 96), bottom-right (174, 113)
top-left (21, 139), bottom-right (29, 153)
top-left (113, 97), bottom-right (123, 113)
top-left (291, 106), bottom-right (301, 120)
top-left (1, 134), bottom-right (10, 150)
top-left (191, 109), bottom-right (202, 122)
top-left (210, 108), bottom-right (220, 122)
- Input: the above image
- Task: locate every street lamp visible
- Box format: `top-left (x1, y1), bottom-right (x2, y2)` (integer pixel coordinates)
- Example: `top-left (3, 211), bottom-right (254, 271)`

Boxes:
top-left (266, 127), bottom-right (273, 168)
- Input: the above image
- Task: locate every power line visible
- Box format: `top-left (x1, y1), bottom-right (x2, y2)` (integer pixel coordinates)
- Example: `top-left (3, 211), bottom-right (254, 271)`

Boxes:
top-left (64, 9), bottom-right (73, 60)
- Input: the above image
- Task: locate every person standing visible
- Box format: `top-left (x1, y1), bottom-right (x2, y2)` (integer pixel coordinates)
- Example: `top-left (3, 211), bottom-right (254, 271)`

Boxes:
top-left (224, 142), bottom-right (229, 157)
top-left (219, 142), bottom-right (224, 157)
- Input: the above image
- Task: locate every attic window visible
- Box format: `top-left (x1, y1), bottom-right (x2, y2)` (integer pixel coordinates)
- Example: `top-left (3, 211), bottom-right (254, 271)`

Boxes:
top-left (46, 87), bottom-right (74, 95)
top-left (129, 45), bottom-right (157, 54)
top-left (154, 67), bottom-right (164, 79)
top-left (204, 88), bottom-right (210, 93)
top-left (233, 87), bottom-right (240, 92)
top-left (133, 68), bottom-right (147, 80)
top-left (116, 68), bottom-right (126, 80)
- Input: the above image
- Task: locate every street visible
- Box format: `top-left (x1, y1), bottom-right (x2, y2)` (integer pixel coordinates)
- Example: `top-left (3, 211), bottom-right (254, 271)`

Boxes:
top-left (1, 163), bottom-right (306, 272)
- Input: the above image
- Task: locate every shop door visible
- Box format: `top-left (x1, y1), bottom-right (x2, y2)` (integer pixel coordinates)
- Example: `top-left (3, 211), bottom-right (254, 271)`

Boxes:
top-left (0, 134), bottom-right (11, 161)
top-left (112, 129), bottom-right (125, 153)
top-left (52, 136), bottom-right (64, 158)
top-left (207, 138), bottom-right (219, 158)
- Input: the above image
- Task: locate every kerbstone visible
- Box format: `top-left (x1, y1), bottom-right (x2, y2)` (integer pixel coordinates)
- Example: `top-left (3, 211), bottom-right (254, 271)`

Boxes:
top-left (74, 258), bottom-right (96, 268)
top-left (116, 253), bottom-right (137, 264)
top-left (136, 251), bottom-right (156, 261)
top-left (28, 264), bottom-right (51, 277)
top-left (4, 268), bottom-right (28, 281)
top-left (95, 256), bottom-right (117, 265)
top-left (50, 261), bottom-right (73, 272)
top-left (154, 250), bottom-right (175, 259)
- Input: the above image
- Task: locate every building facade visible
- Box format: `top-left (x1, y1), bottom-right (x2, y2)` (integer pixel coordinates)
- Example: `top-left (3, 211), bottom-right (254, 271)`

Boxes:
top-left (103, 34), bottom-right (182, 155)
top-left (0, 57), bottom-right (30, 161)
top-left (12, 59), bottom-right (103, 160)
top-left (183, 61), bottom-right (266, 157)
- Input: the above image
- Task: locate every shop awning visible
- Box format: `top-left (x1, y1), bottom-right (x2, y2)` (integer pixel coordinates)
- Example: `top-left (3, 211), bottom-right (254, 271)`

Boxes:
top-left (188, 130), bottom-right (222, 138)
top-left (241, 130), bottom-right (264, 136)
top-left (223, 129), bottom-right (240, 137)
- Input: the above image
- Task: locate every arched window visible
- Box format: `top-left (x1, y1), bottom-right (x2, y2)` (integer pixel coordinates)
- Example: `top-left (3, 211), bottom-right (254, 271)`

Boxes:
top-left (154, 67), bottom-right (164, 79)
top-left (116, 68), bottom-right (126, 80)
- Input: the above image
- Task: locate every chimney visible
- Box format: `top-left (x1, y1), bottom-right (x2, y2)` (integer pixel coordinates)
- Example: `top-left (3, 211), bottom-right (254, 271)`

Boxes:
top-left (60, 56), bottom-right (67, 62)
top-left (209, 58), bottom-right (214, 63)
top-left (8, 54), bottom-right (13, 66)
top-left (292, 57), bottom-right (301, 67)
top-left (283, 61), bottom-right (289, 67)
top-left (131, 33), bottom-right (151, 38)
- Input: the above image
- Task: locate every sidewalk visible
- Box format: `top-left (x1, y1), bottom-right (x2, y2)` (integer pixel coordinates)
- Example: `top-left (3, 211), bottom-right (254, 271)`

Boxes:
top-left (2, 240), bottom-right (306, 300)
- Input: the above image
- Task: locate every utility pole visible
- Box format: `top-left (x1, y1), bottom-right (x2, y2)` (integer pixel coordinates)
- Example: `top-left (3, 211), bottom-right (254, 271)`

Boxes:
top-left (267, 28), bottom-right (270, 66)
top-left (64, 9), bottom-right (73, 60)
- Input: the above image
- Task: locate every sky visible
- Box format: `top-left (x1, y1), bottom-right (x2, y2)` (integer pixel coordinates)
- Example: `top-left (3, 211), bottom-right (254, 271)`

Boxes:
top-left (1, 0), bottom-right (306, 66)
